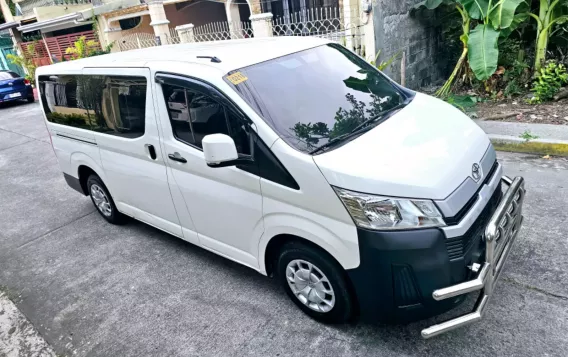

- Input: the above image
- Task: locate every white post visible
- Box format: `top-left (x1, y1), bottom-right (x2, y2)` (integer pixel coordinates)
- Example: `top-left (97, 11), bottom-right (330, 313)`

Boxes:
top-left (343, 0), bottom-right (359, 51)
top-left (249, 13), bottom-right (273, 38)
top-left (148, 0), bottom-right (171, 45)
top-left (362, 3), bottom-right (375, 62)
top-left (226, 1), bottom-right (242, 39)
top-left (176, 24), bottom-right (195, 43)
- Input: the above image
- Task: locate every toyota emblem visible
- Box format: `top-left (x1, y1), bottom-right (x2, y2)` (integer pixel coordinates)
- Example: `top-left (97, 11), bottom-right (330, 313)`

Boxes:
top-left (471, 163), bottom-right (482, 182)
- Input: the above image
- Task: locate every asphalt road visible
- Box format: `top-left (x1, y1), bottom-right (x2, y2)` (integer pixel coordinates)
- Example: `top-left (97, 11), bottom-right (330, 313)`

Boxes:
top-left (1, 102), bottom-right (567, 357)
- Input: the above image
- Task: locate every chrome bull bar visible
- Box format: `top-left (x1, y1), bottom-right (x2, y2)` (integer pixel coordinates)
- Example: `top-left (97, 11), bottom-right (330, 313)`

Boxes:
top-left (421, 176), bottom-right (526, 339)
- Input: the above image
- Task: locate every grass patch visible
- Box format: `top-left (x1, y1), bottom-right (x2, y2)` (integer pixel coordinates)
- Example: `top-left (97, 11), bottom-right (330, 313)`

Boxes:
top-left (492, 140), bottom-right (568, 156)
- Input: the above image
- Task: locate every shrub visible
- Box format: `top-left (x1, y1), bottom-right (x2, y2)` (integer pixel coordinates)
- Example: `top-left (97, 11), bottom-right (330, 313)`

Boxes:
top-left (530, 61), bottom-right (568, 103)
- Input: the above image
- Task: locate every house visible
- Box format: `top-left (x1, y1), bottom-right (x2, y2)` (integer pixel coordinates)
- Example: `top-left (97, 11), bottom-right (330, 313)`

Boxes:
top-left (0, 29), bottom-right (24, 74)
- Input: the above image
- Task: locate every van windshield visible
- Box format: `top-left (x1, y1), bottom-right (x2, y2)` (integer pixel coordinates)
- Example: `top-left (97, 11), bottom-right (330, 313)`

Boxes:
top-left (224, 43), bottom-right (412, 154)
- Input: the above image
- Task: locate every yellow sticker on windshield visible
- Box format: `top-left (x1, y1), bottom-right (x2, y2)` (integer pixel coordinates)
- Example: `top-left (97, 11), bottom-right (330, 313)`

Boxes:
top-left (227, 72), bottom-right (248, 85)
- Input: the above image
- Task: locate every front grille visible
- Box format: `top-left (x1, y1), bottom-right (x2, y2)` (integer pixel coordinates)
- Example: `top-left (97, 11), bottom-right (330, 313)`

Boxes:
top-left (445, 161), bottom-right (499, 226)
top-left (445, 186), bottom-right (503, 260)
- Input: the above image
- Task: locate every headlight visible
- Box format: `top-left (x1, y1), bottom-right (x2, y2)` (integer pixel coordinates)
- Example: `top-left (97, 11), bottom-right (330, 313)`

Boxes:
top-left (334, 187), bottom-right (445, 230)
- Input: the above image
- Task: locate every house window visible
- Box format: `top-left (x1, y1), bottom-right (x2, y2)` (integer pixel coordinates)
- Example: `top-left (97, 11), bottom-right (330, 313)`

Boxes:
top-left (119, 17), bottom-right (142, 31)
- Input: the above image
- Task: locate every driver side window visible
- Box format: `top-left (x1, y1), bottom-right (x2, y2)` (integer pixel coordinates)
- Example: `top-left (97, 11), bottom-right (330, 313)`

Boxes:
top-left (162, 83), bottom-right (251, 155)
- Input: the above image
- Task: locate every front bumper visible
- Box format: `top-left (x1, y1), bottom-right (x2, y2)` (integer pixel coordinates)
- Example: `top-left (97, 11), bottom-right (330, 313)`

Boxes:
top-left (346, 176), bottom-right (525, 337)
top-left (421, 176), bottom-right (525, 338)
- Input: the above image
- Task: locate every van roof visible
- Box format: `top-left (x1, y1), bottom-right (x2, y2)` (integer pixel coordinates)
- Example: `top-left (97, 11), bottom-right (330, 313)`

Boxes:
top-left (36, 37), bottom-right (332, 75)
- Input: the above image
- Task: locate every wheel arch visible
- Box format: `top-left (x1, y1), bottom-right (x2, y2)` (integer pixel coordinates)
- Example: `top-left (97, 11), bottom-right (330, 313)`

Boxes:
top-left (258, 215), bottom-right (360, 276)
top-left (70, 153), bottom-right (108, 196)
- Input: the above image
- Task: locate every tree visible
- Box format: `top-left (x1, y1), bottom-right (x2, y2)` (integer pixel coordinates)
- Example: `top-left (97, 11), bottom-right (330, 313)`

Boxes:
top-left (7, 42), bottom-right (38, 85)
top-left (528, 0), bottom-right (568, 72)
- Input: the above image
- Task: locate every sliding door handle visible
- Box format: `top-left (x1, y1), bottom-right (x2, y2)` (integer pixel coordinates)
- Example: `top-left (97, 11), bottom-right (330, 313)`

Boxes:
top-left (168, 152), bottom-right (187, 163)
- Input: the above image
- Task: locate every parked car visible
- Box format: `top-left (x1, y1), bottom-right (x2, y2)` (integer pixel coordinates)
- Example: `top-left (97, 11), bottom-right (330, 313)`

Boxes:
top-left (36, 37), bottom-right (525, 339)
top-left (0, 70), bottom-right (34, 104)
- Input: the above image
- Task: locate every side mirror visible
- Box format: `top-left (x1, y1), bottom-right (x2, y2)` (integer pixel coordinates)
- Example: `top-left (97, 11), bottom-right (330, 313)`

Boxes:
top-left (202, 134), bottom-right (253, 168)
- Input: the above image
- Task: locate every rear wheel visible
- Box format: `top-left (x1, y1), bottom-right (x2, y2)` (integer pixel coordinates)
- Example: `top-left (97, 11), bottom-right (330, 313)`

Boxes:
top-left (277, 242), bottom-right (354, 323)
top-left (87, 174), bottom-right (125, 224)
top-left (27, 95), bottom-right (35, 103)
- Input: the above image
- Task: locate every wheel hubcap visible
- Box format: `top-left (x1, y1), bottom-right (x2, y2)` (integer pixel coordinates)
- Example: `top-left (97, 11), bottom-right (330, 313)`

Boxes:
top-left (286, 259), bottom-right (335, 312)
top-left (90, 184), bottom-right (112, 217)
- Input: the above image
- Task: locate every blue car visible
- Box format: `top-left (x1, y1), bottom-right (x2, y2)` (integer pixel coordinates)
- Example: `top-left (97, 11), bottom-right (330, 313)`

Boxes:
top-left (0, 70), bottom-right (35, 104)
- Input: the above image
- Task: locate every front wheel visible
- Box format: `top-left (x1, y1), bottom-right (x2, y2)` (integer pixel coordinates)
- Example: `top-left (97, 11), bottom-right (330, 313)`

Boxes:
top-left (277, 242), bottom-right (354, 324)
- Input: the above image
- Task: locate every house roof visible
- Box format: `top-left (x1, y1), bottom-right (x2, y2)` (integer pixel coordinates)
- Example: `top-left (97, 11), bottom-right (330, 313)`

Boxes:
top-left (17, 13), bottom-right (88, 33)
top-left (37, 37), bottom-right (332, 74)
top-left (0, 21), bottom-right (20, 32)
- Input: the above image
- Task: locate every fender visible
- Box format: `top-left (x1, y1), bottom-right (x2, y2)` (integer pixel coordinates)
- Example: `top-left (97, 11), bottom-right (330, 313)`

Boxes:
top-left (257, 212), bottom-right (360, 275)
top-left (69, 152), bottom-right (112, 196)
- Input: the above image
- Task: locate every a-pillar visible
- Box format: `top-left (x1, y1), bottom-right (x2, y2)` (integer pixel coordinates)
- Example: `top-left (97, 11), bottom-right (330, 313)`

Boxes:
top-left (176, 24), bottom-right (195, 43)
top-left (148, 0), bottom-right (171, 45)
top-left (249, 13), bottom-right (273, 38)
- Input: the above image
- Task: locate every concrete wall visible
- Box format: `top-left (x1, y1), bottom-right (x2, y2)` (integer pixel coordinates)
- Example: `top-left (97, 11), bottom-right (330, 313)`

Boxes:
top-left (164, 2), bottom-right (227, 29)
top-left (372, 0), bottom-right (445, 89)
top-left (34, 4), bottom-right (93, 22)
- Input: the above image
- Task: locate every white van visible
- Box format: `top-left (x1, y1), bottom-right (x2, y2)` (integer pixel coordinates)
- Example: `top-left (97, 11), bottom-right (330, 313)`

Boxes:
top-left (37, 37), bottom-right (525, 338)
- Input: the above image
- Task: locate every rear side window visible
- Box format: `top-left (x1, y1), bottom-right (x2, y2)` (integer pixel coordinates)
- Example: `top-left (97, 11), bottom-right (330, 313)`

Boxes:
top-left (38, 75), bottom-right (147, 138)
top-left (0, 71), bottom-right (19, 80)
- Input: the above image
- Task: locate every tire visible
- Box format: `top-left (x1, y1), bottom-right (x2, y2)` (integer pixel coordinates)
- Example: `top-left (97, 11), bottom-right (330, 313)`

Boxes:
top-left (277, 242), bottom-right (354, 324)
top-left (87, 174), bottom-right (126, 224)
top-left (27, 95), bottom-right (35, 103)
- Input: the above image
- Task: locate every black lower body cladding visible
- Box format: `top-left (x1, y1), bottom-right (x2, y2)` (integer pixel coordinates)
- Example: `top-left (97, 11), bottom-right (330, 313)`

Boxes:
top-left (347, 228), bottom-right (466, 323)
top-left (347, 184), bottom-right (503, 324)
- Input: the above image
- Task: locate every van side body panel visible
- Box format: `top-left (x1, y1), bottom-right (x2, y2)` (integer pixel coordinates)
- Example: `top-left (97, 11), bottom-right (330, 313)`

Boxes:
top-left (257, 139), bottom-right (360, 273)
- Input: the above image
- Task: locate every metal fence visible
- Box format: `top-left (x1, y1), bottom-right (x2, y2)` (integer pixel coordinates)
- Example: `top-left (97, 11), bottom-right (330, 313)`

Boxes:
top-left (115, 5), bottom-right (363, 57)
top-left (117, 32), bottom-right (158, 51)
top-left (193, 21), bottom-right (254, 42)
top-left (272, 6), bottom-right (364, 56)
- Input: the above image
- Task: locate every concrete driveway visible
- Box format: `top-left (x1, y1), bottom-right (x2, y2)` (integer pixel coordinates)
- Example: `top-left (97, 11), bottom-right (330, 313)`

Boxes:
top-left (1, 102), bottom-right (567, 356)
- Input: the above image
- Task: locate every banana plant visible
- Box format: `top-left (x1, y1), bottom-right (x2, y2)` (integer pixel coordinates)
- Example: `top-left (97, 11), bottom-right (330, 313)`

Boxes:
top-left (416, 0), bottom-right (527, 96)
top-left (465, 0), bottom-right (527, 80)
top-left (415, 0), bottom-right (472, 96)
top-left (528, 0), bottom-right (568, 72)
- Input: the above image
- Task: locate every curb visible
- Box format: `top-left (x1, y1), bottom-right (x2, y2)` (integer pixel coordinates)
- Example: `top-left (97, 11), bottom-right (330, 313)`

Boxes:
top-left (489, 134), bottom-right (568, 156)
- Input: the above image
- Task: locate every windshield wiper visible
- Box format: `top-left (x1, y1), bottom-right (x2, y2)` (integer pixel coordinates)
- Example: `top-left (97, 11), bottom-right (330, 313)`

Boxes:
top-left (309, 132), bottom-right (355, 155)
top-left (348, 103), bottom-right (406, 135)
top-left (309, 103), bottom-right (406, 155)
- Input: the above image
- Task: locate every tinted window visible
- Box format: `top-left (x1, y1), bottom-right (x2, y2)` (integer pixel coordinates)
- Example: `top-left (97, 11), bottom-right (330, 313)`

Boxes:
top-left (162, 83), bottom-right (251, 155)
top-left (0, 71), bottom-right (19, 80)
top-left (224, 44), bottom-right (407, 153)
top-left (38, 75), bottom-right (146, 138)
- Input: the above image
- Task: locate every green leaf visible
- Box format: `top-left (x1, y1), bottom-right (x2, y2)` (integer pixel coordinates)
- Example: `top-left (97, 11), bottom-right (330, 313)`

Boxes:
top-left (489, 0), bottom-right (525, 29)
top-left (468, 24), bottom-right (500, 80)
top-left (459, 0), bottom-right (490, 20)
top-left (499, 11), bottom-right (529, 38)
top-left (425, 0), bottom-right (445, 9)
top-left (413, 0), bottom-right (454, 10)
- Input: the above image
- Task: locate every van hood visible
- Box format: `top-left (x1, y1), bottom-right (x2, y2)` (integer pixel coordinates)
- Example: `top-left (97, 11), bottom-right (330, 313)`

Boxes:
top-left (312, 93), bottom-right (490, 200)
